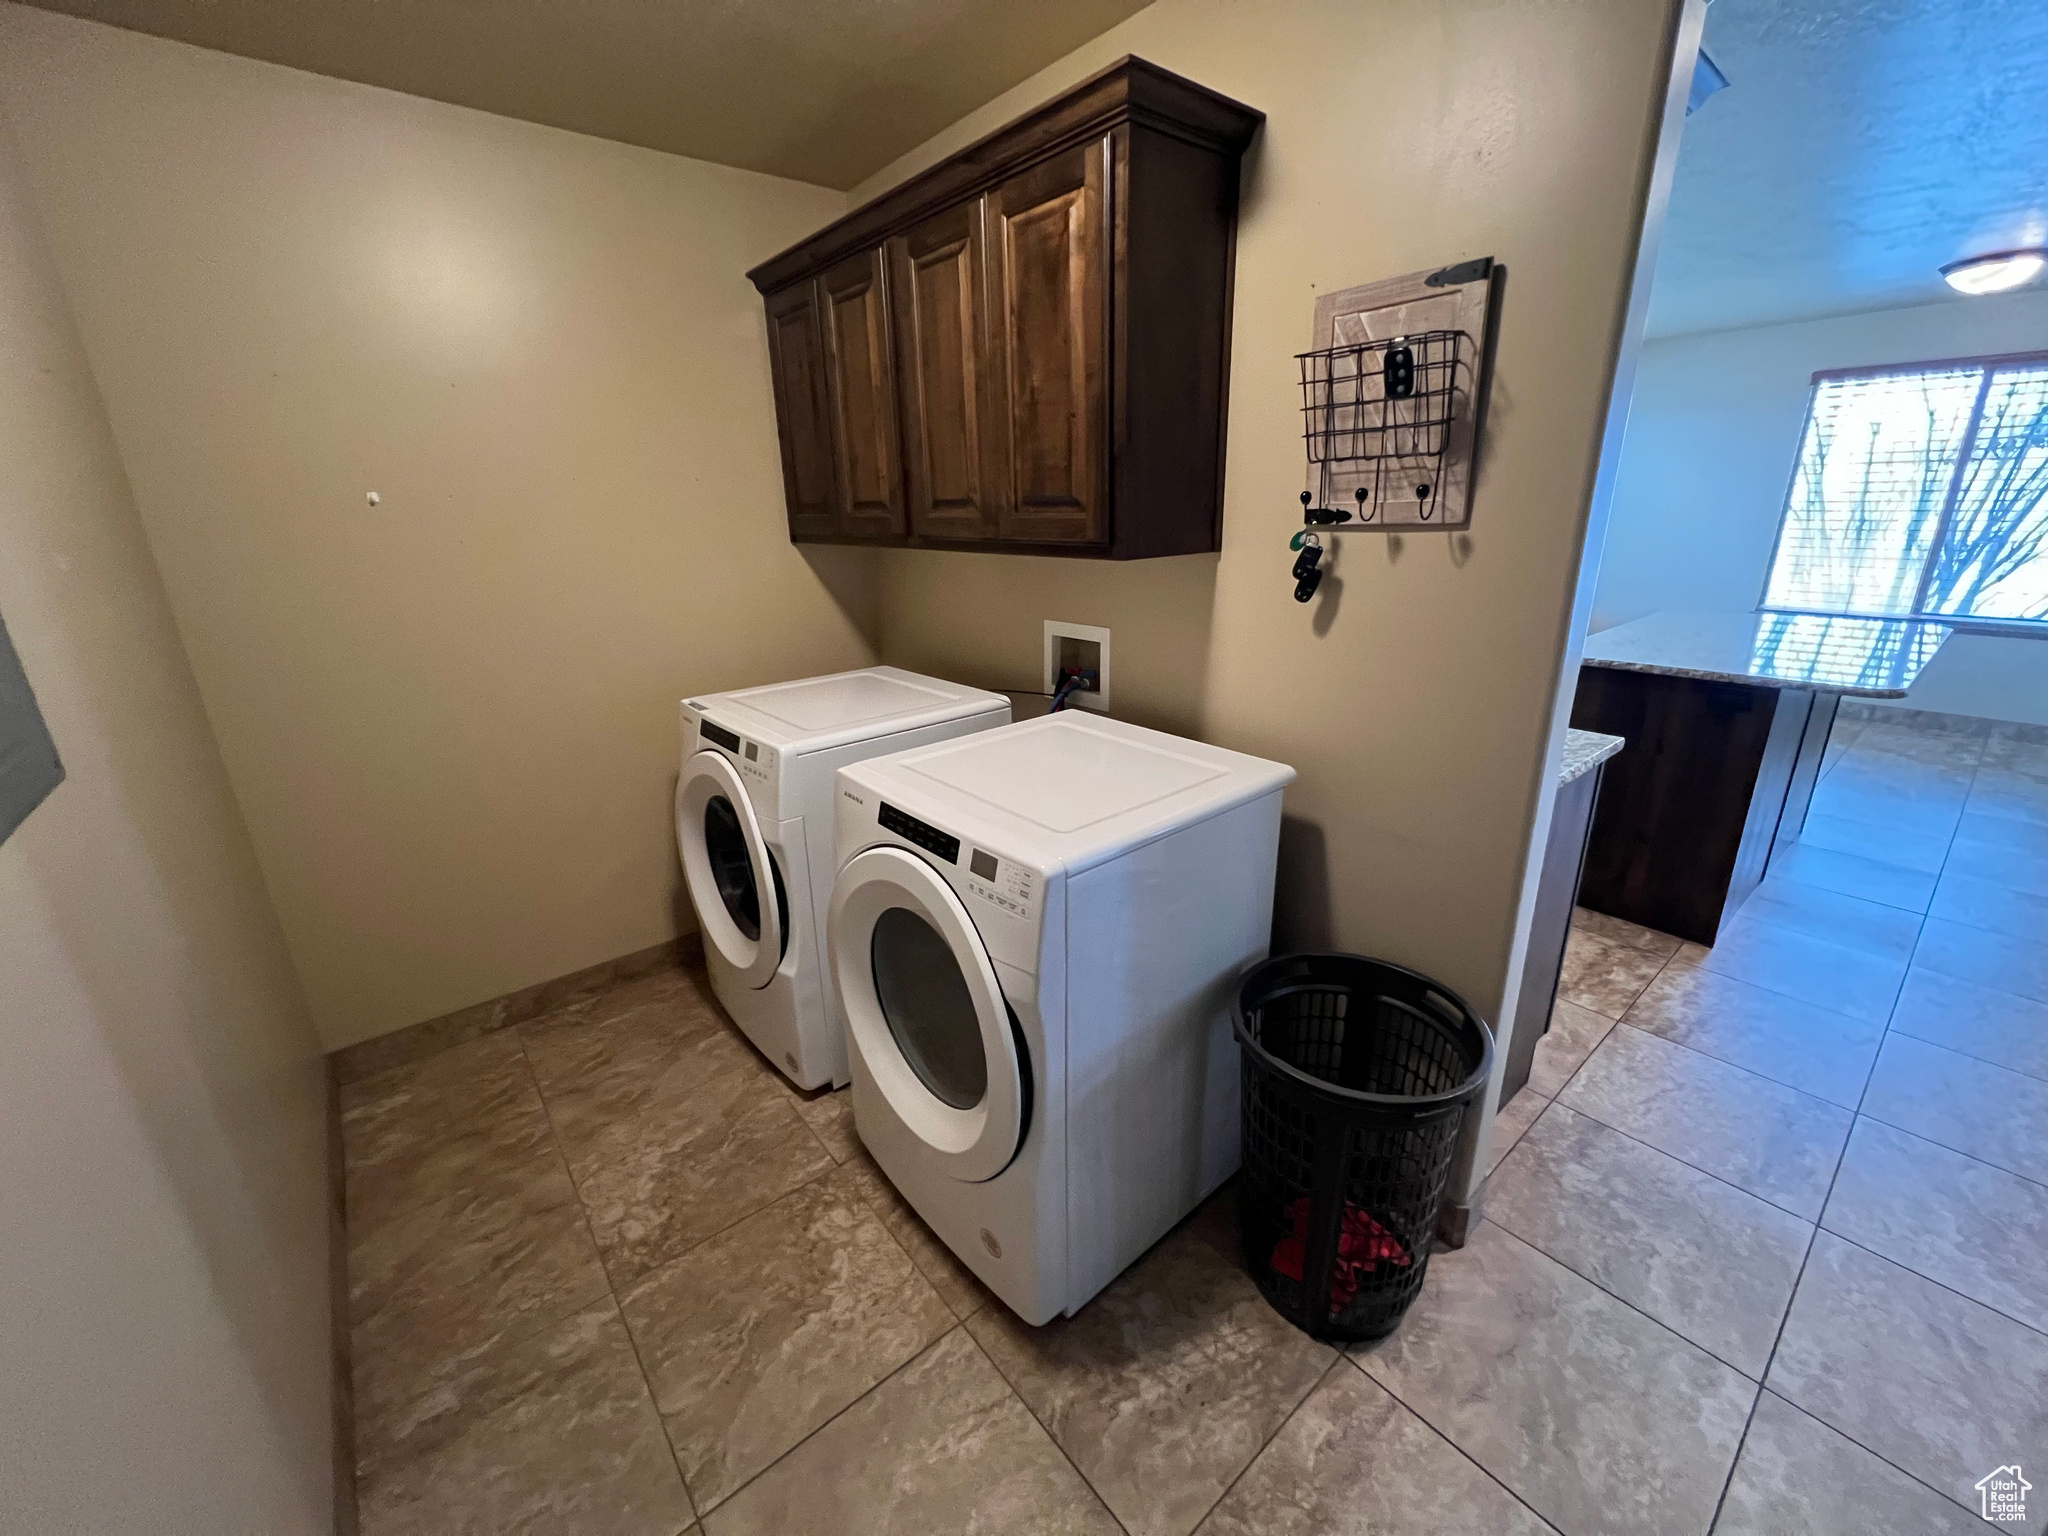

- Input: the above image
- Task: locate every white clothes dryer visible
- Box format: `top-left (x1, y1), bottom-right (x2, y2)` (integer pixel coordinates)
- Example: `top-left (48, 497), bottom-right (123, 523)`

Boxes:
top-left (827, 711), bottom-right (1294, 1323)
top-left (677, 667), bottom-right (1009, 1089)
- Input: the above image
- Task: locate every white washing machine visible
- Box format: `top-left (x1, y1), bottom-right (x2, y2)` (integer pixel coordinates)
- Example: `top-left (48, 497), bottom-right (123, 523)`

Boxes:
top-left (676, 667), bottom-right (1010, 1089)
top-left (827, 711), bottom-right (1294, 1323)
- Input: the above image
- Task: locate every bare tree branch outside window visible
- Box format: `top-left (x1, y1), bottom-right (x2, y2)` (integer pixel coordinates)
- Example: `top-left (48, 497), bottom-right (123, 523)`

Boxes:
top-left (1761, 357), bottom-right (2048, 628)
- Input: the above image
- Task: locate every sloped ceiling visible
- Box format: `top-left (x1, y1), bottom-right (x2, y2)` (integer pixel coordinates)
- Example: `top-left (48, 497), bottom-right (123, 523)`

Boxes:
top-left (1648, 0), bottom-right (2048, 337)
top-left (11, 0), bottom-right (1153, 190)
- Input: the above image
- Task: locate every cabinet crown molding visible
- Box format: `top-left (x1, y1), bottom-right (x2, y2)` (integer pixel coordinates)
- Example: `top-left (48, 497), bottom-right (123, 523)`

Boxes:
top-left (746, 55), bottom-right (1263, 297)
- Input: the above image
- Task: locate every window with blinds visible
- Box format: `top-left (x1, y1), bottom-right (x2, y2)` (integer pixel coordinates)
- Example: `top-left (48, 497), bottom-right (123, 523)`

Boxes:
top-left (1761, 354), bottom-right (2048, 627)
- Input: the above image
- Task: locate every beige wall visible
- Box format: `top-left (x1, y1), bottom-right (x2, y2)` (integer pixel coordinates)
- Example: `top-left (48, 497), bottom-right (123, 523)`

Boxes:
top-left (0, 119), bottom-right (331, 1532)
top-left (0, 4), bottom-right (879, 1049)
top-left (862, 0), bottom-right (1691, 1124)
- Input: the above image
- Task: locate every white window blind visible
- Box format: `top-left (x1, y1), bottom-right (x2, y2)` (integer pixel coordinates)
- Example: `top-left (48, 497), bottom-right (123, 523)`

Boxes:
top-left (1762, 356), bottom-right (2048, 627)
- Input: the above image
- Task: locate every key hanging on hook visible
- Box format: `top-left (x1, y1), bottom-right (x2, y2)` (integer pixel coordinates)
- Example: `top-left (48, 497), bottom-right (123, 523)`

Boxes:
top-left (1383, 338), bottom-right (1416, 400)
top-left (1292, 532), bottom-right (1324, 603)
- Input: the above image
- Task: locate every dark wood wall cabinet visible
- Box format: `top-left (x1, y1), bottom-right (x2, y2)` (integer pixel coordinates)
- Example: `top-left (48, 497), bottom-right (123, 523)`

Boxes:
top-left (747, 57), bottom-right (1262, 559)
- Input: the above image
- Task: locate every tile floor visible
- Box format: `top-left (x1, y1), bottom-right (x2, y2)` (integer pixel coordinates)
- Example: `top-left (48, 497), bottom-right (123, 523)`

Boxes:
top-left (341, 702), bottom-right (2047, 1534)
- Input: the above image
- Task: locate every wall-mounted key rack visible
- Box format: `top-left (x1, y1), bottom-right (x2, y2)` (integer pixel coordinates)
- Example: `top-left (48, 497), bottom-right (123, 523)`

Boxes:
top-left (1295, 257), bottom-right (1498, 534)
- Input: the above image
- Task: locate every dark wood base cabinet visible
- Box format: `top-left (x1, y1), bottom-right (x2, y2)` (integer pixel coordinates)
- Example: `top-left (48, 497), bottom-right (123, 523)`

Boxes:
top-left (747, 58), bottom-right (1262, 560)
top-left (1571, 665), bottom-right (1836, 947)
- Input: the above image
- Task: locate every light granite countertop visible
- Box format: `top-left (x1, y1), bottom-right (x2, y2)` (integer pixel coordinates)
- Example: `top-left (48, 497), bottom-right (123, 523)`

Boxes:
top-left (1580, 610), bottom-right (1951, 699)
top-left (1560, 728), bottom-right (1623, 786)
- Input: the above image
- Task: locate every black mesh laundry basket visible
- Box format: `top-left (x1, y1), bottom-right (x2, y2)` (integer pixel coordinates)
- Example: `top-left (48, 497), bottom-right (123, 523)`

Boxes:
top-left (1236, 954), bottom-right (1493, 1342)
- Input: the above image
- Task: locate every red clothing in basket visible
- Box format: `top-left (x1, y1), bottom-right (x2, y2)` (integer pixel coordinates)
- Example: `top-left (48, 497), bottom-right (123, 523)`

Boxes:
top-left (1269, 1197), bottom-right (1410, 1309)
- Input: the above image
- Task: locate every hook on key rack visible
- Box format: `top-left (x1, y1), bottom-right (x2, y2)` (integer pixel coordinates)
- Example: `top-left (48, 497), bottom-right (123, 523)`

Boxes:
top-left (1299, 489), bottom-right (1353, 528)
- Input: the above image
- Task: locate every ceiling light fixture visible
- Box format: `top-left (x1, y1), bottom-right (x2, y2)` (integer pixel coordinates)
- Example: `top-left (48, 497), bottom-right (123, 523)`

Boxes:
top-left (1940, 249), bottom-right (2048, 296)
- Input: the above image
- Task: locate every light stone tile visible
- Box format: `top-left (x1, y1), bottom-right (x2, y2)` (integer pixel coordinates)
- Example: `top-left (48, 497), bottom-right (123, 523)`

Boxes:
top-left (342, 1032), bottom-right (559, 1239)
top-left (1486, 1105), bottom-right (1810, 1378)
top-left (1942, 833), bottom-right (2048, 900)
top-left (786, 1083), bottom-right (861, 1163)
top-left (1807, 777), bottom-right (1964, 841)
top-left (1822, 746), bottom-right (1974, 799)
top-left (1525, 998), bottom-right (1616, 1099)
top-left (1557, 926), bottom-right (1670, 1019)
top-left (1852, 723), bottom-right (1987, 766)
top-left (1479, 1086), bottom-right (1550, 1184)
top-left (1798, 812), bottom-right (1951, 876)
top-left (520, 986), bottom-right (737, 1152)
top-left (1558, 1026), bottom-right (1851, 1219)
top-left (965, 1226), bottom-right (1334, 1536)
top-left (701, 1329), bottom-right (1120, 1536)
top-left (356, 1298), bottom-right (693, 1536)
top-left (1695, 914), bottom-right (1905, 1025)
top-left (1928, 870), bottom-right (2048, 945)
top-left (1966, 775), bottom-right (2048, 830)
top-left (1824, 1118), bottom-right (2048, 1334)
top-left (567, 1072), bottom-right (835, 1284)
top-left (1883, 707), bottom-right (1991, 738)
top-left (1741, 876), bottom-right (1923, 961)
top-left (1194, 1363), bottom-right (1550, 1536)
top-left (1622, 961), bottom-right (1883, 1108)
top-left (1769, 842), bottom-right (1936, 912)
top-left (1985, 727), bottom-right (2048, 767)
top-left (1861, 1033), bottom-right (2048, 1186)
top-left (348, 1158), bottom-right (610, 1423)
top-left (529, 1004), bottom-right (835, 1282)
top-left (579, 962), bottom-right (718, 1028)
top-left (1715, 1391), bottom-right (1987, 1536)
top-left (1978, 741), bottom-right (2048, 779)
top-left (1915, 915), bottom-right (2048, 1005)
top-left (1889, 967), bottom-right (2048, 1082)
top-left (1570, 906), bottom-right (1682, 957)
top-left (1957, 809), bottom-right (2048, 860)
top-left (619, 1165), bottom-right (952, 1512)
top-left (1354, 1222), bottom-right (1754, 1536)
top-left (841, 1148), bottom-right (995, 1321)
top-left (1768, 1234), bottom-right (2048, 1518)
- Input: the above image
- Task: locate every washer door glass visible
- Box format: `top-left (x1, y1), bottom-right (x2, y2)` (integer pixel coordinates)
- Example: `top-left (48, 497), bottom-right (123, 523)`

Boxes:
top-left (704, 795), bottom-right (761, 941)
top-left (829, 844), bottom-right (1026, 1182)
top-left (871, 906), bottom-right (987, 1109)
top-left (674, 749), bottom-right (784, 989)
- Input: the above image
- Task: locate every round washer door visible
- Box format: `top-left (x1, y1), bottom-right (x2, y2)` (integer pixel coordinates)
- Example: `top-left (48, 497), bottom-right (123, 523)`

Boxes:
top-left (831, 845), bottom-right (1025, 1182)
top-left (675, 749), bottom-right (784, 989)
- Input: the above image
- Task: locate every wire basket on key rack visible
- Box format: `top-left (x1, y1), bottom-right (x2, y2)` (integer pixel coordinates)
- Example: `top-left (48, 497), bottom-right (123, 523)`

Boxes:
top-left (1296, 329), bottom-right (1465, 519)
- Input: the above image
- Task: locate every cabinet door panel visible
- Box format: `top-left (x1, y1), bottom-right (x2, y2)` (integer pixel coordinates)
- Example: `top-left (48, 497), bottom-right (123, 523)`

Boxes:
top-left (889, 202), bottom-right (1002, 541)
top-left (820, 248), bottom-right (906, 539)
top-left (988, 140), bottom-right (1108, 545)
top-left (764, 281), bottom-right (836, 539)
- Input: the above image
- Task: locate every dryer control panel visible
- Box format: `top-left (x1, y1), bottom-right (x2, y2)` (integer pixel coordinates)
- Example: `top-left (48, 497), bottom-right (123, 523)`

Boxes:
top-left (853, 793), bottom-right (1039, 925)
top-left (683, 702), bottom-right (778, 813)
top-left (965, 846), bottom-right (1038, 920)
top-left (878, 802), bottom-right (959, 863)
